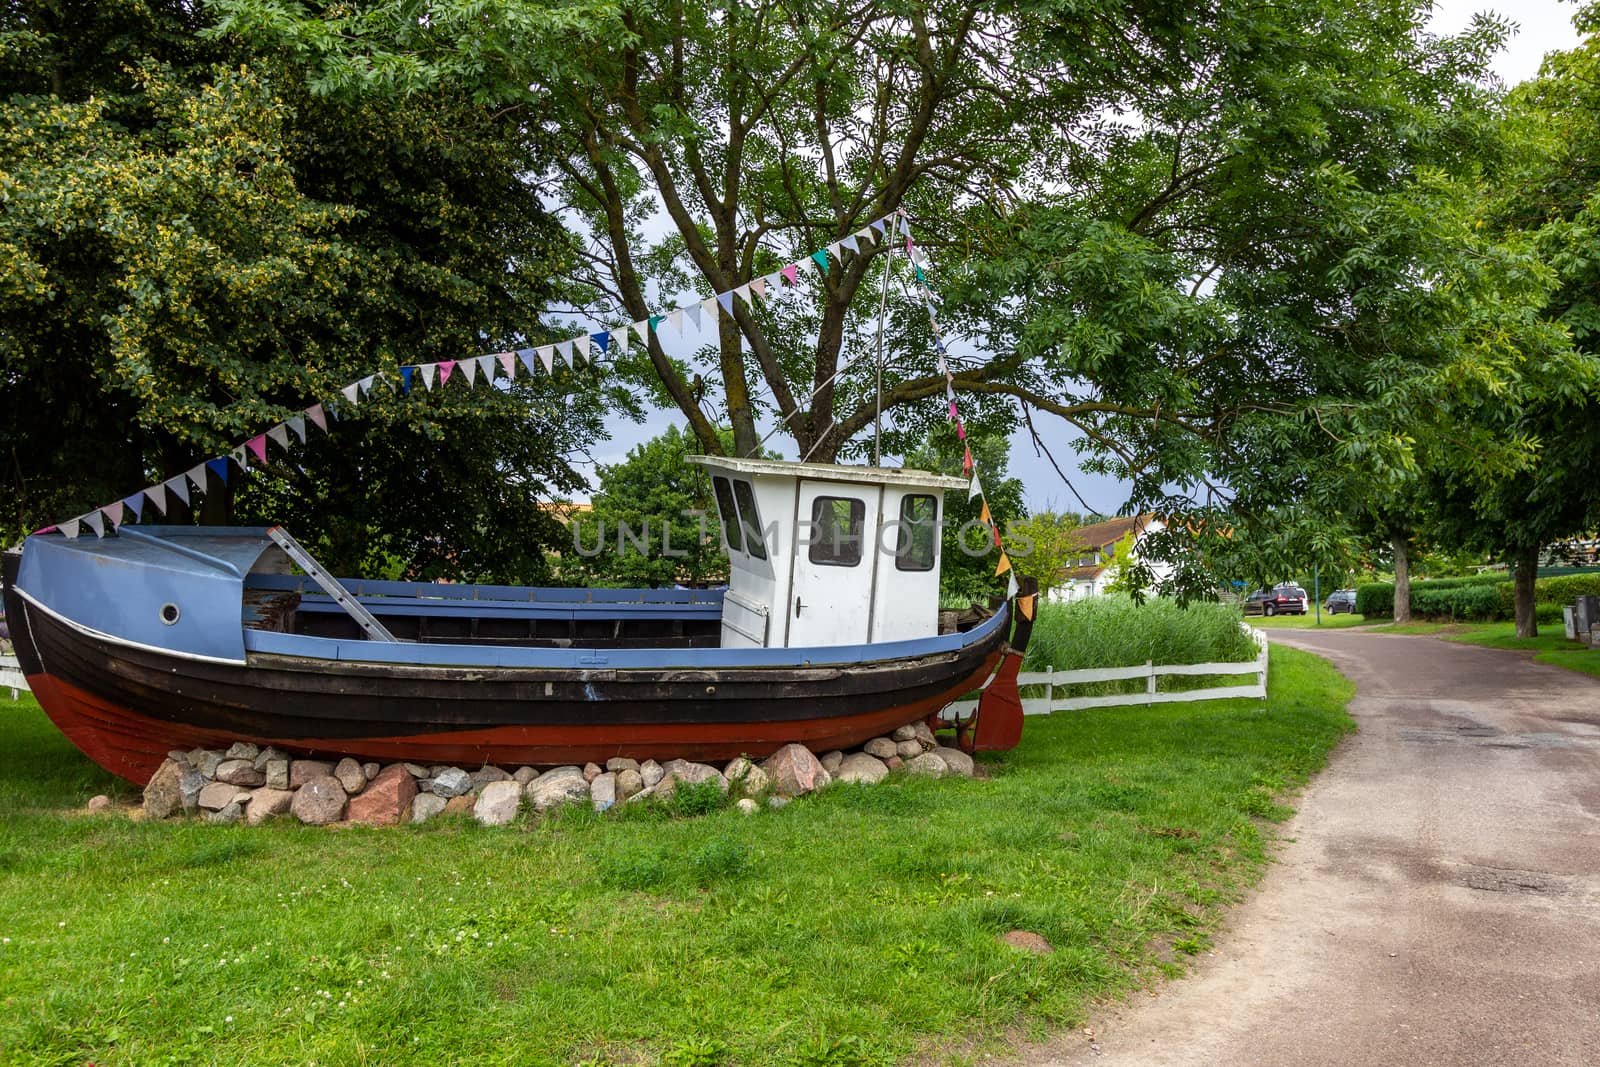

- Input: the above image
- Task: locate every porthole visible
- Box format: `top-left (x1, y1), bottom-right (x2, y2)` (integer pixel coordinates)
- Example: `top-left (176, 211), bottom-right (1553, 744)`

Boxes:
top-left (159, 603), bottom-right (180, 626)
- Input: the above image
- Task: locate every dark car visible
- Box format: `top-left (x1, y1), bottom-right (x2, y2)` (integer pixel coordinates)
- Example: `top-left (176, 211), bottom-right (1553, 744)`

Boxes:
top-left (1325, 588), bottom-right (1357, 614)
top-left (1243, 584), bottom-right (1308, 617)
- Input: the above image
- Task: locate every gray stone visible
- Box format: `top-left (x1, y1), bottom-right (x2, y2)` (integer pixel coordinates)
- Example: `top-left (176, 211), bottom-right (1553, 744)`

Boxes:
top-left (736, 798), bottom-right (759, 815)
top-left (891, 724), bottom-right (919, 743)
top-left (403, 762), bottom-right (430, 779)
top-left (512, 766), bottom-right (538, 785)
top-left (185, 747), bottom-right (209, 766)
top-left (86, 794), bottom-right (113, 814)
top-left (290, 776), bottom-right (348, 825)
top-left (215, 759), bottom-right (266, 787)
top-left (428, 765), bottom-right (455, 778)
top-left (590, 772), bottom-right (617, 812)
top-left (178, 767), bottom-right (207, 811)
top-left (761, 744), bottom-right (831, 797)
top-left (819, 750), bottom-right (844, 774)
top-left (429, 767), bottom-right (472, 798)
top-left (333, 757), bottom-right (368, 795)
top-left (198, 781), bottom-right (249, 811)
top-left (362, 762), bottom-right (380, 780)
top-left (264, 759), bottom-right (290, 791)
top-left (912, 721), bottom-right (938, 751)
top-left (470, 766), bottom-right (512, 789)
top-left (615, 768), bottom-right (644, 800)
top-left (288, 760), bottom-right (334, 788)
top-left (205, 801), bottom-right (244, 824)
top-left (474, 780), bottom-right (523, 826)
top-left (723, 757), bottom-right (767, 796)
top-left (411, 794), bottom-right (448, 823)
top-left (245, 787), bottom-right (294, 825)
top-left (224, 741), bottom-right (260, 762)
top-left (198, 751), bottom-right (224, 779)
top-left (661, 759), bottom-right (727, 793)
top-left (252, 746), bottom-right (289, 771)
top-left (167, 750), bottom-right (192, 765)
top-left (904, 752), bottom-right (948, 778)
top-left (863, 737), bottom-right (898, 760)
top-left (605, 757), bottom-right (640, 774)
top-left (766, 794), bottom-right (790, 810)
top-left (525, 767), bottom-right (590, 812)
top-left (895, 739), bottom-right (924, 760)
top-left (583, 762), bottom-right (602, 783)
top-left (835, 752), bottom-right (889, 785)
top-left (932, 746), bottom-right (975, 777)
top-left (639, 760), bottom-right (665, 788)
top-left (885, 755), bottom-right (904, 772)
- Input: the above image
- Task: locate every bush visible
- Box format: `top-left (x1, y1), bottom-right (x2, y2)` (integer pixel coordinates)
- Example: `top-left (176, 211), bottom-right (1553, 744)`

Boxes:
top-left (1024, 595), bottom-right (1257, 672)
top-left (1409, 583), bottom-right (1501, 621)
top-left (1355, 582), bottom-right (1393, 617)
top-left (1496, 573), bottom-right (1600, 614)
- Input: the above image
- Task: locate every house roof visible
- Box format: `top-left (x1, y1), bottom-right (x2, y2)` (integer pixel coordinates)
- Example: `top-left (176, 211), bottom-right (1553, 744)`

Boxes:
top-left (1061, 514), bottom-right (1157, 582)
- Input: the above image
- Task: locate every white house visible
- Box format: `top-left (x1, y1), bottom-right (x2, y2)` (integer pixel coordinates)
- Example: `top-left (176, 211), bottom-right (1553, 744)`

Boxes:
top-left (1052, 513), bottom-right (1170, 601)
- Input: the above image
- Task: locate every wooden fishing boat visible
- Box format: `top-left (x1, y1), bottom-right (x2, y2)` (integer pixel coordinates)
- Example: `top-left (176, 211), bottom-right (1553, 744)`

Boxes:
top-left (3, 457), bottom-right (1033, 785)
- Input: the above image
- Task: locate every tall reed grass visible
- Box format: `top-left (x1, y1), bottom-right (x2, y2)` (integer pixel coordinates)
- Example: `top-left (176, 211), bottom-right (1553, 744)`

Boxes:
top-left (1022, 595), bottom-right (1258, 673)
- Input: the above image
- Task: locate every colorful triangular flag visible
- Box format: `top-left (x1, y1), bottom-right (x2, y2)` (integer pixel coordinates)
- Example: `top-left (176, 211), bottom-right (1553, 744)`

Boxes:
top-left (649, 314), bottom-right (666, 334)
top-left (685, 303), bottom-right (702, 330)
top-left (666, 310), bottom-right (684, 335)
top-left (60, 518), bottom-right (80, 539)
top-left (230, 446), bottom-right (250, 470)
top-left (969, 473), bottom-right (982, 501)
top-left (476, 354), bottom-right (497, 380)
top-left (341, 383), bottom-right (360, 405)
top-left (781, 264), bottom-right (798, 286)
top-left (307, 404), bottom-right (327, 432)
top-left (166, 475), bottom-right (190, 507)
top-left (1006, 572), bottom-right (1021, 599)
top-left (121, 494), bottom-right (143, 521)
top-left (185, 465), bottom-right (208, 492)
top-left (810, 251), bottom-right (830, 274)
top-left (400, 366), bottom-right (415, 394)
top-left (734, 283), bottom-right (751, 305)
top-left (459, 357), bottom-right (478, 385)
top-left (612, 328), bottom-right (629, 357)
top-left (143, 486), bottom-right (167, 516)
top-left (243, 435), bottom-right (266, 465)
top-left (591, 332), bottom-right (612, 357)
top-left (750, 277), bottom-right (767, 301)
top-left (206, 457), bottom-right (231, 486)
top-left (555, 339), bottom-right (574, 366)
top-left (841, 235), bottom-right (860, 255)
top-left (267, 424), bottom-right (290, 451)
top-left (701, 297), bottom-right (720, 323)
top-left (517, 348), bottom-right (539, 377)
top-left (104, 501), bottom-right (125, 528)
top-left (995, 552), bottom-right (1012, 577)
top-left (498, 352), bottom-right (517, 378)
top-left (439, 360), bottom-right (456, 386)
top-left (538, 346), bottom-right (555, 374)
top-left (83, 511), bottom-right (105, 537)
top-left (358, 374), bottom-right (377, 396)
top-left (419, 364), bottom-right (437, 390)
top-left (717, 291), bottom-right (734, 316)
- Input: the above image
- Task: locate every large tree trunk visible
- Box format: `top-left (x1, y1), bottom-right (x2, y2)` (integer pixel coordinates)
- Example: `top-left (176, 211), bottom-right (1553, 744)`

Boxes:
top-left (1391, 531), bottom-right (1411, 624)
top-left (1513, 543), bottom-right (1539, 638)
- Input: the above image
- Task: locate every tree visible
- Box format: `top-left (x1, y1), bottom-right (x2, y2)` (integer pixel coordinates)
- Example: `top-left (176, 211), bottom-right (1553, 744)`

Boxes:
top-left (209, 0), bottom-right (1531, 496)
top-left (1001, 513), bottom-right (1084, 600)
top-left (568, 425), bottom-right (730, 588)
top-left (0, 2), bottom-right (614, 577)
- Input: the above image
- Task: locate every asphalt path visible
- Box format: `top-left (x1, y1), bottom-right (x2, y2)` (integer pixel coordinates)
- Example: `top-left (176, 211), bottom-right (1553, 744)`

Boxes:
top-left (1025, 629), bottom-right (1600, 1067)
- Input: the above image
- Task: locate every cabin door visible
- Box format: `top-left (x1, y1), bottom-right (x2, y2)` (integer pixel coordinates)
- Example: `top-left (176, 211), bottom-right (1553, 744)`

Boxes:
top-left (786, 480), bottom-right (881, 647)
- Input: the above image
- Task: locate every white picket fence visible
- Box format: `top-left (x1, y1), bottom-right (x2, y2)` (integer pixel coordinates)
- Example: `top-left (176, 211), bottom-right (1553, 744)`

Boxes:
top-left (1, 653), bottom-right (27, 699)
top-left (949, 625), bottom-right (1269, 716)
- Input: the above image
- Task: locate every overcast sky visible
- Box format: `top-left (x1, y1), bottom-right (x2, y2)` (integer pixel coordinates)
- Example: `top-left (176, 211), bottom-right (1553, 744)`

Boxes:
top-left (576, 1), bottom-right (1585, 513)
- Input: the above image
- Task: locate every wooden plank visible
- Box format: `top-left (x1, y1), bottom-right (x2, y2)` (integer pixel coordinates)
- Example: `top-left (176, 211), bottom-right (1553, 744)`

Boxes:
top-left (1049, 684), bottom-right (1265, 712)
top-left (1157, 661), bottom-right (1264, 677)
top-left (0, 654), bottom-right (27, 694)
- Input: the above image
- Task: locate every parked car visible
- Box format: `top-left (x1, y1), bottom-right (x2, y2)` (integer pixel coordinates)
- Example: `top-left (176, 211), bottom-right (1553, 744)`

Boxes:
top-left (1325, 588), bottom-right (1357, 614)
top-left (1243, 584), bottom-right (1308, 617)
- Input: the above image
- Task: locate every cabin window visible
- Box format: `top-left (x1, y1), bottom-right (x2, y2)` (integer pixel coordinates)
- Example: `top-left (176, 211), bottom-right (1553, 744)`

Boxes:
top-left (712, 476), bottom-right (743, 554)
top-left (808, 496), bottom-right (864, 567)
top-left (732, 480), bottom-right (768, 560)
top-left (895, 494), bottom-right (937, 572)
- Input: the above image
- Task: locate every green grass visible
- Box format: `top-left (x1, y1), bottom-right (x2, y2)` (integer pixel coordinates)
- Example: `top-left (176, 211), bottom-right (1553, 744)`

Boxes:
top-left (1362, 620), bottom-right (1600, 680)
top-left (1248, 613), bottom-right (1371, 630)
top-left (0, 649), bottom-right (1355, 1067)
top-left (1025, 596), bottom-right (1257, 672)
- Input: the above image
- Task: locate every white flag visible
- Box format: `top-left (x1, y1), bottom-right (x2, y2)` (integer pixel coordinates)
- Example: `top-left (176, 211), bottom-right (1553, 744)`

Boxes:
top-left (557, 340), bottom-right (575, 366)
top-left (166, 475), bottom-right (191, 507)
top-left (477, 354), bottom-right (497, 380)
top-left (841, 234), bottom-right (860, 255)
top-left (969, 473), bottom-right (982, 501)
top-left (459, 357), bottom-right (478, 385)
top-left (538, 346), bottom-right (555, 373)
top-left (341, 383), bottom-right (360, 405)
top-left (358, 374), bottom-right (376, 396)
top-left (685, 303), bottom-right (702, 330)
top-left (83, 512), bottom-right (105, 537)
top-left (612, 328), bottom-right (629, 357)
top-left (667, 309), bottom-right (684, 334)
top-left (60, 518), bottom-right (81, 539)
top-left (632, 320), bottom-right (651, 343)
top-left (267, 424), bottom-right (290, 451)
top-left (287, 415), bottom-right (307, 442)
top-left (734, 283), bottom-right (751, 305)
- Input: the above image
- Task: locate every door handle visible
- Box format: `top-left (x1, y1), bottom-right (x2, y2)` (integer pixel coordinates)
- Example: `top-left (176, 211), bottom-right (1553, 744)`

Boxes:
top-left (794, 596), bottom-right (803, 617)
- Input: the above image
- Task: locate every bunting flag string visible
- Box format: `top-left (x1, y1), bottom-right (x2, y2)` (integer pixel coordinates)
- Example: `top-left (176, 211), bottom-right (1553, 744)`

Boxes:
top-left (46, 212), bottom-right (902, 539)
top-left (894, 210), bottom-right (1020, 597)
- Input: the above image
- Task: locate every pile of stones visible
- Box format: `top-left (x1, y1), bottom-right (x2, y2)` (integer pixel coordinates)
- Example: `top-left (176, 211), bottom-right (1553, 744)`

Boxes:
top-left (134, 721), bottom-right (977, 827)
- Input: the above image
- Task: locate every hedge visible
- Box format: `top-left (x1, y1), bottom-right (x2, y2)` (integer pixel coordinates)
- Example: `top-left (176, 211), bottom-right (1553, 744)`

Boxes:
top-left (1357, 571), bottom-right (1600, 621)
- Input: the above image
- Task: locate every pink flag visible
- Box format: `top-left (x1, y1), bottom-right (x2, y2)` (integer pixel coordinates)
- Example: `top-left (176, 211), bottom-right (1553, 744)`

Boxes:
top-left (956, 420), bottom-right (966, 440)
top-left (781, 264), bottom-right (798, 286)
top-left (439, 360), bottom-right (455, 385)
top-left (246, 435), bottom-right (269, 465)
top-left (498, 353), bottom-right (516, 377)
top-left (105, 501), bottom-right (125, 528)
top-left (948, 399), bottom-right (958, 420)
top-left (307, 404), bottom-right (327, 432)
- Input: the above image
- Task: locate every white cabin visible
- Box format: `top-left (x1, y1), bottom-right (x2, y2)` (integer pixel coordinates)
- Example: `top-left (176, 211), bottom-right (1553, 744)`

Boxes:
top-left (688, 457), bottom-right (966, 649)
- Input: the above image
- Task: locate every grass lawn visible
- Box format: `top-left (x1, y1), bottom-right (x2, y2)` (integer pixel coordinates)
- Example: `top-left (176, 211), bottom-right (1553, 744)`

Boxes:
top-left (1361, 620), bottom-right (1600, 679)
top-left (1248, 613), bottom-right (1370, 630)
top-left (0, 646), bottom-right (1354, 1067)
